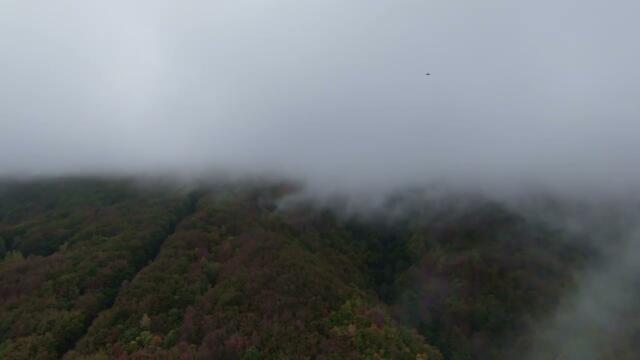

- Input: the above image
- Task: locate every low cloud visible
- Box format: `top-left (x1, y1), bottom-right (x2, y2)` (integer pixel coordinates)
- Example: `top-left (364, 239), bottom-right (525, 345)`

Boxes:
top-left (1, 1), bottom-right (639, 196)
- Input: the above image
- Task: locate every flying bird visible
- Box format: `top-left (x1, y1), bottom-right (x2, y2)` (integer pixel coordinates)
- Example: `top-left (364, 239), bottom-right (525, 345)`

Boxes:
top-left (425, 73), bottom-right (431, 75)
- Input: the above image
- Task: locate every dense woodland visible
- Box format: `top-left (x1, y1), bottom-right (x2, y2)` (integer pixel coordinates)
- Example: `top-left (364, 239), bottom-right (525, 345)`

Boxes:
top-left (0, 178), bottom-right (636, 359)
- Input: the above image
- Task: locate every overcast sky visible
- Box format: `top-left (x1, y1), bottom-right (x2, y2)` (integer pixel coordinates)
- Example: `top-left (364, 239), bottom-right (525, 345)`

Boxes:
top-left (1, 1), bottom-right (639, 193)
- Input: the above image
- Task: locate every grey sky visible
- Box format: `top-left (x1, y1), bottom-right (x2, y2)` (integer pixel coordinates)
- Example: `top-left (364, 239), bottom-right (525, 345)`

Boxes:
top-left (1, 1), bottom-right (639, 193)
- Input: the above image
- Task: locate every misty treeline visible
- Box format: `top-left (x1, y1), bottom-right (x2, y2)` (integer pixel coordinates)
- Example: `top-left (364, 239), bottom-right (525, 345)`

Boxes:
top-left (0, 177), bottom-right (638, 359)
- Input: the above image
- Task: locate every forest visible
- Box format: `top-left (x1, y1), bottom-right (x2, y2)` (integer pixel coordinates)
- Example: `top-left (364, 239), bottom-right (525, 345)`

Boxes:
top-left (0, 177), bottom-right (637, 359)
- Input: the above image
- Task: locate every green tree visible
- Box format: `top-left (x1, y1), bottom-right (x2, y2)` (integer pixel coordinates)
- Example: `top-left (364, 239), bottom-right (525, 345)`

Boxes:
top-left (0, 237), bottom-right (6, 259)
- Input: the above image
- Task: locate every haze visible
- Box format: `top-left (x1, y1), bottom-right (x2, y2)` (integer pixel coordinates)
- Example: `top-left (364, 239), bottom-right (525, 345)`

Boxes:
top-left (1, 1), bottom-right (639, 194)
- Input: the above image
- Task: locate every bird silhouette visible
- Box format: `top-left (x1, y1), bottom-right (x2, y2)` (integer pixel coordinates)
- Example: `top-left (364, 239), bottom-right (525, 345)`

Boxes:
top-left (425, 73), bottom-right (431, 75)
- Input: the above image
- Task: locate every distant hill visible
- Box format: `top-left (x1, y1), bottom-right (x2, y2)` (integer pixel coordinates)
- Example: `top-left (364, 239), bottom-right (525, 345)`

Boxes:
top-left (0, 178), bottom-right (637, 359)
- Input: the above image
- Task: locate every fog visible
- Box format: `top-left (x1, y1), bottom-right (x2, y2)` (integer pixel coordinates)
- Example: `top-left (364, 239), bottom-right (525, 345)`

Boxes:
top-left (513, 199), bottom-right (640, 359)
top-left (1, 0), bottom-right (640, 196)
top-left (3, 3), bottom-right (640, 358)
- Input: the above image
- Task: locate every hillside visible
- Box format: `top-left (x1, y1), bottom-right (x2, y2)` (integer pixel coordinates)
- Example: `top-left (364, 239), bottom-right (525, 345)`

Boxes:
top-left (0, 178), bottom-right (636, 359)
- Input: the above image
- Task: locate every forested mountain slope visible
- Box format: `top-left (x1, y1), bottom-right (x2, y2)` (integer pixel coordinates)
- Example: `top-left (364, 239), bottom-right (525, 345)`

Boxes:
top-left (0, 178), bottom-right (635, 359)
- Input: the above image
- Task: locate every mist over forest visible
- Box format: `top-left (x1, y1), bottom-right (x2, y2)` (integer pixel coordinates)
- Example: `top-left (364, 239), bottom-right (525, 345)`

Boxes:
top-left (2, 1), bottom-right (640, 194)
top-left (1, 1), bottom-right (640, 359)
